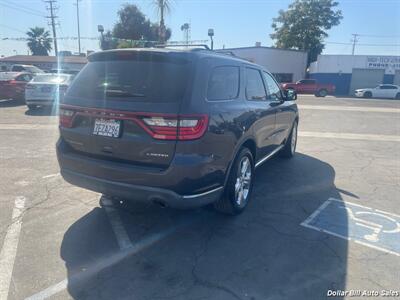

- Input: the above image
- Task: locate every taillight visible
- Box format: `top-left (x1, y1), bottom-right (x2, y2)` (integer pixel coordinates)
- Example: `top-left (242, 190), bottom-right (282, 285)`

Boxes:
top-left (59, 108), bottom-right (75, 128)
top-left (140, 115), bottom-right (208, 140)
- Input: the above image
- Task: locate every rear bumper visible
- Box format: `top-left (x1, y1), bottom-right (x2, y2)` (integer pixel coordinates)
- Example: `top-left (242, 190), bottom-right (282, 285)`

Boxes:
top-left (61, 168), bottom-right (223, 209)
top-left (56, 138), bottom-right (226, 208)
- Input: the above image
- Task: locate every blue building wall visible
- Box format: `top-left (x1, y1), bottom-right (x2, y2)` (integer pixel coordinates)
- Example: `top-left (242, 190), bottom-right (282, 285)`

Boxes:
top-left (310, 73), bottom-right (395, 95)
top-left (309, 73), bottom-right (352, 95)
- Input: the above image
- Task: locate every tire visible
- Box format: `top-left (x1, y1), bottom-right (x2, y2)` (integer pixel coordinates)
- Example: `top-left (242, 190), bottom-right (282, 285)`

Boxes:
top-left (318, 89), bottom-right (328, 97)
top-left (279, 120), bottom-right (298, 159)
top-left (364, 91), bottom-right (372, 98)
top-left (395, 93), bottom-right (400, 100)
top-left (213, 148), bottom-right (254, 215)
top-left (27, 104), bottom-right (37, 110)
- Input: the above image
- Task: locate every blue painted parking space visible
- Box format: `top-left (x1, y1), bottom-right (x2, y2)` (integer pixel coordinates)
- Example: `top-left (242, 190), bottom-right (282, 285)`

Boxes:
top-left (301, 198), bottom-right (400, 256)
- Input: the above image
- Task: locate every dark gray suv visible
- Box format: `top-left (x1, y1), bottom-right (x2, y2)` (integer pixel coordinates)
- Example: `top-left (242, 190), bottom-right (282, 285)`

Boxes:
top-left (56, 48), bottom-right (298, 215)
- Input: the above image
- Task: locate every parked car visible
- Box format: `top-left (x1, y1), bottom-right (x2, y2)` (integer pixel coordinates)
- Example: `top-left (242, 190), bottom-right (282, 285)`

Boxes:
top-left (281, 79), bottom-right (336, 97)
top-left (48, 69), bottom-right (80, 76)
top-left (10, 64), bottom-right (44, 74)
top-left (355, 84), bottom-right (400, 99)
top-left (25, 73), bottom-right (73, 110)
top-left (56, 48), bottom-right (298, 215)
top-left (0, 72), bottom-right (34, 101)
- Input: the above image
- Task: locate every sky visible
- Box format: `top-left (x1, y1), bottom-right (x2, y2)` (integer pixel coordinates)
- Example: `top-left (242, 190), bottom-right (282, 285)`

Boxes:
top-left (0, 0), bottom-right (399, 57)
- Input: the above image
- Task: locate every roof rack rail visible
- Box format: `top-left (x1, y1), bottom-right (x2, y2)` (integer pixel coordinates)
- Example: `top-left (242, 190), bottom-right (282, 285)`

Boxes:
top-left (155, 44), bottom-right (210, 50)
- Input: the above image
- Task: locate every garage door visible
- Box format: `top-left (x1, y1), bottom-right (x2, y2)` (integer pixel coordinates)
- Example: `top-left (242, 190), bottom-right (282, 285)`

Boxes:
top-left (349, 69), bottom-right (384, 95)
top-left (394, 70), bottom-right (400, 86)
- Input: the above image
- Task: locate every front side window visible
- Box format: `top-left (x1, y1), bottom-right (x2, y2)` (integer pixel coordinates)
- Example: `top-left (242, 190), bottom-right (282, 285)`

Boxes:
top-left (245, 68), bottom-right (266, 100)
top-left (263, 72), bottom-right (283, 101)
top-left (16, 74), bottom-right (32, 82)
top-left (207, 66), bottom-right (239, 101)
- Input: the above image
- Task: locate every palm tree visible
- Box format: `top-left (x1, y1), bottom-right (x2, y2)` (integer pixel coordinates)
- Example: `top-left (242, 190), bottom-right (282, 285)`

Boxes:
top-left (153, 0), bottom-right (171, 43)
top-left (26, 27), bottom-right (52, 56)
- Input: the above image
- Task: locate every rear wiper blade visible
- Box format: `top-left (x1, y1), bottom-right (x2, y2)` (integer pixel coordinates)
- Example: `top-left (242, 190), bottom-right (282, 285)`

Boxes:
top-left (104, 89), bottom-right (145, 97)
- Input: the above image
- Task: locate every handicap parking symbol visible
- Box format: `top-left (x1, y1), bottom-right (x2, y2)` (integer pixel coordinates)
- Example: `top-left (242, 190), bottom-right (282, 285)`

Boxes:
top-left (301, 198), bottom-right (400, 256)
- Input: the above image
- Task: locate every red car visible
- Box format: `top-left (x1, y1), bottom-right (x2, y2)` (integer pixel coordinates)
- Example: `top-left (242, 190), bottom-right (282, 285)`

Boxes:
top-left (0, 72), bottom-right (34, 101)
top-left (281, 79), bottom-right (335, 97)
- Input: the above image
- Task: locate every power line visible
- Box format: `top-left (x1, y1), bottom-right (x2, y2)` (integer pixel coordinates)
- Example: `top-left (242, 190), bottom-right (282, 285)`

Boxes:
top-left (0, 1), bottom-right (45, 17)
top-left (326, 41), bottom-right (399, 47)
top-left (44, 0), bottom-right (59, 56)
top-left (0, 24), bottom-right (26, 34)
top-left (0, 0), bottom-right (46, 16)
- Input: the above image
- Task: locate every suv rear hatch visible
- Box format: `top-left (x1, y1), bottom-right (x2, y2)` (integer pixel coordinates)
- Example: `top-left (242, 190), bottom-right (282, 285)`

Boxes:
top-left (59, 50), bottom-right (205, 169)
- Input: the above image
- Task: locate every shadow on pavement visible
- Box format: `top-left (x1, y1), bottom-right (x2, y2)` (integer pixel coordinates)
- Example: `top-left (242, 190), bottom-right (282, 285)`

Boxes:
top-left (0, 99), bottom-right (25, 108)
top-left (61, 153), bottom-right (348, 300)
top-left (24, 106), bottom-right (58, 116)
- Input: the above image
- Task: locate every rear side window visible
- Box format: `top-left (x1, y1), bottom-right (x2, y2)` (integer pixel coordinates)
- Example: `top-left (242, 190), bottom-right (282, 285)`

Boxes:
top-left (245, 68), bottom-right (266, 100)
top-left (12, 66), bottom-right (24, 72)
top-left (67, 58), bottom-right (191, 103)
top-left (207, 66), bottom-right (239, 101)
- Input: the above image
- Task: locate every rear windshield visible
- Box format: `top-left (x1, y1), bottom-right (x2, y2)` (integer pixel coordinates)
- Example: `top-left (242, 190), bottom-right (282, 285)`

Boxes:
top-left (67, 58), bottom-right (191, 103)
top-left (32, 74), bottom-right (70, 83)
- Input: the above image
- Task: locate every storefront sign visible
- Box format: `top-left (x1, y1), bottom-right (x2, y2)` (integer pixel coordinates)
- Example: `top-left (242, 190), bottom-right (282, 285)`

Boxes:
top-left (366, 56), bottom-right (400, 74)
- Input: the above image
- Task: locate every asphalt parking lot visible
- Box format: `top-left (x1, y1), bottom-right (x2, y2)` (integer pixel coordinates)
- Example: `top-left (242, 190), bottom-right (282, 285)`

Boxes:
top-left (0, 95), bottom-right (399, 300)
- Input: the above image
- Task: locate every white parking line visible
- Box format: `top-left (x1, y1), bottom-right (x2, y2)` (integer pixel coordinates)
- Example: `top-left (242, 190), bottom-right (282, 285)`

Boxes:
top-left (298, 105), bottom-right (400, 113)
top-left (0, 196), bottom-right (26, 300)
top-left (101, 197), bottom-right (132, 250)
top-left (299, 131), bottom-right (400, 142)
top-left (0, 124), bottom-right (57, 130)
top-left (24, 217), bottom-right (197, 300)
top-left (42, 173), bottom-right (60, 179)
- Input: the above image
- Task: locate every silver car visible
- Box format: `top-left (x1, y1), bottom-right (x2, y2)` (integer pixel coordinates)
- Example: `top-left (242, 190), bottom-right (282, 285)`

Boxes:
top-left (25, 74), bottom-right (73, 110)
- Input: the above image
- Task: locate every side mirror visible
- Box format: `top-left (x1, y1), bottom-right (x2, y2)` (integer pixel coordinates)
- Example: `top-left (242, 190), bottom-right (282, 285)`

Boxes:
top-left (284, 89), bottom-right (297, 101)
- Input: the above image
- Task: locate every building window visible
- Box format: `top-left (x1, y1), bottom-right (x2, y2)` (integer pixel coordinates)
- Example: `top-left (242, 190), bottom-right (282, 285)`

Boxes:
top-left (272, 73), bottom-right (293, 83)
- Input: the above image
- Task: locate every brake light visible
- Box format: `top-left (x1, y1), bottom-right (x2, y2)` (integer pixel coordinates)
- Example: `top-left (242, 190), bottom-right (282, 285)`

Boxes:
top-left (59, 108), bottom-right (75, 128)
top-left (140, 115), bottom-right (208, 140)
top-left (58, 105), bottom-right (209, 140)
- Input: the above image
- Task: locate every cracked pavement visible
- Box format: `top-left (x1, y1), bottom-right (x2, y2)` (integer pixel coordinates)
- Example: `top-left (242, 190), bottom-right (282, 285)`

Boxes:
top-left (0, 95), bottom-right (399, 300)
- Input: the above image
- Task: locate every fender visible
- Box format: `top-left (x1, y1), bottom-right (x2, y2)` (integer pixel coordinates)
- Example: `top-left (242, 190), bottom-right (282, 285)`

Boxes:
top-left (222, 135), bottom-right (257, 188)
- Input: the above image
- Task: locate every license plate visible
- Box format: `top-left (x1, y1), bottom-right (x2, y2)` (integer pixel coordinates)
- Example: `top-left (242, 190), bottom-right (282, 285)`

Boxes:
top-left (93, 118), bottom-right (121, 138)
top-left (41, 87), bottom-right (51, 92)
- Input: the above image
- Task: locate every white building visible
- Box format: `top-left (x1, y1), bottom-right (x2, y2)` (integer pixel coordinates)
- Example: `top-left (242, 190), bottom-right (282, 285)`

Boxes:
top-left (222, 46), bottom-right (308, 83)
top-left (309, 55), bottom-right (400, 95)
top-left (0, 55), bottom-right (87, 72)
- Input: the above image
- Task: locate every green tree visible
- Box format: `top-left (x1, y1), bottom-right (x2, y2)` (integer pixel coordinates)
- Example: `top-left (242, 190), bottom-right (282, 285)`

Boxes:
top-left (152, 0), bottom-right (172, 43)
top-left (26, 27), bottom-right (52, 56)
top-left (270, 0), bottom-right (342, 65)
top-left (112, 3), bottom-right (171, 47)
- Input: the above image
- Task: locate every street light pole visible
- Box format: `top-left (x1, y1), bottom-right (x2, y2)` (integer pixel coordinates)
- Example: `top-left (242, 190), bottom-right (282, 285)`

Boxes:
top-left (76, 0), bottom-right (82, 54)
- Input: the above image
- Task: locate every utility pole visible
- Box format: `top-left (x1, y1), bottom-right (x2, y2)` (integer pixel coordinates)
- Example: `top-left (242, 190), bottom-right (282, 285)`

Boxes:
top-left (351, 33), bottom-right (359, 55)
top-left (75, 0), bottom-right (82, 54)
top-left (45, 0), bottom-right (58, 56)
